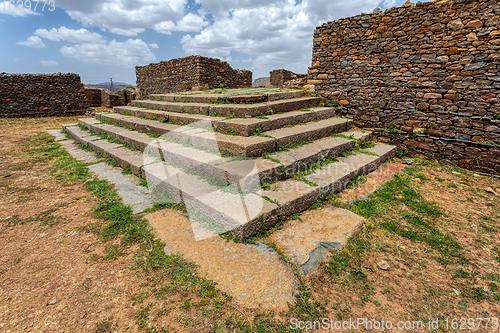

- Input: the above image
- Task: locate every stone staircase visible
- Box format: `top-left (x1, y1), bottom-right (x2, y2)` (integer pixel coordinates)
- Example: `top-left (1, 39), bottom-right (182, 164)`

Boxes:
top-left (63, 88), bottom-right (396, 240)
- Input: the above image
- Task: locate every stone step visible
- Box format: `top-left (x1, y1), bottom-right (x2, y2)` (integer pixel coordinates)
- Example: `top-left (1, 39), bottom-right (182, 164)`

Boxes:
top-left (80, 117), bottom-right (276, 157)
top-left (209, 97), bottom-right (321, 118)
top-left (149, 89), bottom-right (305, 104)
top-left (64, 123), bottom-right (396, 240)
top-left (131, 96), bottom-right (321, 118)
top-left (94, 112), bottom-right (353, 156)
top-left (113, 106), bottom-right (219, 126)
top-left (223, 130), bottom-right (372, 192)
top-left (71, 116), bottom-right (373, 193)
top-left (112, 106), bottom-right (336, 136)
top-left (258, 143), bottom-right (397, 236)
top-left (64, 125), bottom-right (144, 174)
top-left (263, 117), bottom-right (352, 148)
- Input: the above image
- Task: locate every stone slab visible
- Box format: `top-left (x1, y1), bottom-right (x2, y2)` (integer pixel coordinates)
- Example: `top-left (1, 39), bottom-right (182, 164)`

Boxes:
top-left (267, 207), bottom-right (365, 275)
top-left (146, 209), bottom-right (298, 309)
top-left (46, 129), bottom-right (68, 141)
top-left (261, 179), bottom-right (321, 220)
top-left (209, 97), bottom-right (321, 118)
top-left (340, 162), bottom-right (406, 204)
top-left (59, 139), bottom-right (102, 164)
top-left (88, 162), bottom-right (154, 214)
top-left (215, 107), bottom-right (336, 137)
top-left (305, 143), bottom-right (397, 195)
top-left (264, 117), bottom-right (352, 148)
top-left (132, 100), bottom-right (210, 115)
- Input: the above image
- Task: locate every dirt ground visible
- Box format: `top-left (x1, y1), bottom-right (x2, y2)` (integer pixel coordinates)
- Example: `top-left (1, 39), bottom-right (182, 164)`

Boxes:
top-left (0, 115), bottom-right (499, 332)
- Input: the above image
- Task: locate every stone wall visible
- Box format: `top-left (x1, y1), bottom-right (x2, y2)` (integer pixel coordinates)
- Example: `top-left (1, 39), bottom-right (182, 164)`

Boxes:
top-left (84, 87), bottom-right (136, 108)
top-left (0, 73), bottom-right (89, 117)
top-left (136, 55), bottom-right (252, 97)
top-left (270, 69), bottom-right (307, 88)
top-left (309, 0), bottom-right (500, 175)
top-left (84, 87), bottom-right (103, 107)
top-left (335, 106), bottom-right (500, 174)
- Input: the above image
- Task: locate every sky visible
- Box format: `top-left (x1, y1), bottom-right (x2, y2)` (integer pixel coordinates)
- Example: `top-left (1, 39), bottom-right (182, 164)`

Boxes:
top-left (0, 0), bottom-right (431, 84)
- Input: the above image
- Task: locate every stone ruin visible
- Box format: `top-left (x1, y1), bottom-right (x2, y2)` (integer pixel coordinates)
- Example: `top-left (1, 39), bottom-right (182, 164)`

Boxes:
top-left (135, 55), bottom-right (252, 98)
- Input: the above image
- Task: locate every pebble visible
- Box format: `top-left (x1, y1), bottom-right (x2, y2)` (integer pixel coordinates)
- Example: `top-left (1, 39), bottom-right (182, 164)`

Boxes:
top-left (485, 187), bottom-right (498, 196)
top-left (377, 260), bottom-right (390, 271)
top-left (48, 299), bottom-right (57, 306)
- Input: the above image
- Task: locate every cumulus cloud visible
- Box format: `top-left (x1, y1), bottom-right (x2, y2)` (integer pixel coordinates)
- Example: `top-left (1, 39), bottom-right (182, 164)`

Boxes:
top-left (149, 43), bottom-right (159, 49)
top-left (40, 60), bottom-right (59, 67)
top-left (60, 39), bottom-right (156, 67)
top-left (59, 0), bottom-right (187, 36)
top-left (16, 36), bottom-right (46, 48)
top-left (181, 0), bottom-right (385, 77)
top-left (176, 13), bottom-right (207, 32)
top-left (35, 27), bottom-right (104, 43)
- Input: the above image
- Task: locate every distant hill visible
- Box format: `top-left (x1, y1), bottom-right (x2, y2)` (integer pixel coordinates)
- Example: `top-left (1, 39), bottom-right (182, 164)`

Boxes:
top-left (253, 77), bottom-right (270, 87)
top-left (84, 82), bottom-right (134, 91)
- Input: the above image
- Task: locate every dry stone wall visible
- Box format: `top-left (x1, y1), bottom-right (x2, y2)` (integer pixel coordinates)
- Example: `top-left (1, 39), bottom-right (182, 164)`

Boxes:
top-left (84, 87), bottom-right (137, 108)
top-left (136, 55), bottom-right (252, 97)
top-left (309, 0), bottom-right (500, 175)
top-left (0, 73), bottom-right (89, 117)
top-left (270, 69), bottom-right (307, 88)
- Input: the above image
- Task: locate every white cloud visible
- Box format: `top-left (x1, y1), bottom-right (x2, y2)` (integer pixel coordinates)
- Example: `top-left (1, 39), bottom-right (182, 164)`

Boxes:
top-left (16, 36), bottom-right (46, 48)
top-left (35, 27), bottom-right (105, 43)
top-left (60, 39), bottom-right (156, 67)
top-left (181, 0), bottom-right (383, 77)
top-left (149, 43), bottom-right (159, 49)
top-left (40, 60), bottom-right (59, 67)
top-left (60, 0), bottom-right (187, 36)
top-left (176, 13), bottom-right (207, 32)
top-left (0, 1), bottom-right (42, 17)
top-left (153, 21), bottom-right (175, 35)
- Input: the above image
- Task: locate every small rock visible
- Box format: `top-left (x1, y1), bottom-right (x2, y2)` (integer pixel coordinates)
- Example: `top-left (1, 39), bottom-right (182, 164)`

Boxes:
top-left (338, 99), bottom-right (350, 106)
top-left (48, 299), bottom-right (57, 306)
top-left (377, 260), bottom-right (390, 271)
top-left (485, 187), bottom-right (498, 196)
top-left (4, 174), bottom-right (11, 178)
top-left (402, 158), bottom-right (414, 165)
top-left (373, 7), bottom-right (382, 14)
top-left (452, 288), bottom-right (460, 296)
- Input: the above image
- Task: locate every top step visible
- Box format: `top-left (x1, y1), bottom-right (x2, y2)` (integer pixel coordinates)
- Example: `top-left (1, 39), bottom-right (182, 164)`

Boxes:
top-left (149, 88), bottom-right (305, 104)
top-left (132, 96), bottom-right (321, 118)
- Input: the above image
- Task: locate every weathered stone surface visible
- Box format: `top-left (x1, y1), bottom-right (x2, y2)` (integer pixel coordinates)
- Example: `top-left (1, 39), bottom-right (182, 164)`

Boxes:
top-left (147, 209), bottom-right (298, 309)
top-left (268, 207), bottom-right (365, 275)
top-left (447, 19), bottom-right (464, 30)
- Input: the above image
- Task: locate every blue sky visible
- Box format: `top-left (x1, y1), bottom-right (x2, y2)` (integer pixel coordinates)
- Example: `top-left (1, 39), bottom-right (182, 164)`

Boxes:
top-left (1, 0), bottom-right (430, 84)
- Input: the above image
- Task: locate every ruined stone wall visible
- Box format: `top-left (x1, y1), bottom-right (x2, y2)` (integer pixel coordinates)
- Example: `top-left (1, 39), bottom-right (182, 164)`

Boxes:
top-left (84, 87), bottom-right (137, 108)
top-left (0, 73), bottom-right (89, 117)
top-left (270, 69), bottom-right (307, 88)
top-left (84, 87), bottom-right (103, 107)
top-left (309, 0), bottom-right (500, 175)
top-left (136, 55), bottom-right (252, 97)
